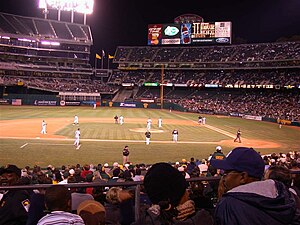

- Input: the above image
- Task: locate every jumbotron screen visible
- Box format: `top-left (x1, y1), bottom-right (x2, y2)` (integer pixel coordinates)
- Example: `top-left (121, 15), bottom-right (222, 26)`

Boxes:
top-left (148, 21), bottom-right (232, 45)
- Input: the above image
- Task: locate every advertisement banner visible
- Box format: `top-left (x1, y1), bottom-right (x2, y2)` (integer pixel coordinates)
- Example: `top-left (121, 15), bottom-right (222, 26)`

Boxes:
top-left (65, 101), bottom-right (81, 106)
top-left (148, 21), bottom-right (232, 45)
top-left (81, 101), bottom-right (96, 106)
top-left (243, 115), bottom-right (262, 121)
top-left (215, 22), bottom-right (232, 38)
top-left (148, 24), bottom-right (163, 45)
top-left (60, 101), bottom-right (81, 106)
top-left (0, 99), bottom-right (9, 105)
top-left (180, 23), bottom-right (192, 44)
top-left (120, 102), bottom-right (136, 108)
top-left (161, 23), bottom-right (181, 45)
top-left (140, 99), bottom-right (155, 103)
top-left (34, 100), bottom-right (57, 106)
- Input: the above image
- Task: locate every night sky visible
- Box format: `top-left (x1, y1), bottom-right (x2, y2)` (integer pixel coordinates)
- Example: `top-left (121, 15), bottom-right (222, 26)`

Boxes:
top-left (0, 0), bottom-right (299, 57)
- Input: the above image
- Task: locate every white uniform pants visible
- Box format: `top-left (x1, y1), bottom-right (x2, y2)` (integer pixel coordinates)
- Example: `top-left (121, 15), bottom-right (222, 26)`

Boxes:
top-left (146, 137), bottom-right (150, 145)
top-left (41, 127), bottom-right (46, 134)
top-left (173, 134), bottom-right (178, 142)
top-left (74, 138), bottom-right (80, 146)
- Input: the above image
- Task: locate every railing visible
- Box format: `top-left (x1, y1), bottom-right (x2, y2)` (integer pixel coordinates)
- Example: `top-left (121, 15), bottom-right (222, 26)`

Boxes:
top-left (0, 176), bottom-right (221, 223)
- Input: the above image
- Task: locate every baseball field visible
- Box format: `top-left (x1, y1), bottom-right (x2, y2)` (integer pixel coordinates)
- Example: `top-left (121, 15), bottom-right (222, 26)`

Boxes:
top-left (0, 106), bottom-right (299, 168)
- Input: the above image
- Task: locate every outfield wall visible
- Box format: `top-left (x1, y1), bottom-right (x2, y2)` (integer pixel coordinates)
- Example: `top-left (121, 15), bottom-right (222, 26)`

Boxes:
top-left (1, 94), bottom-right (299, 126)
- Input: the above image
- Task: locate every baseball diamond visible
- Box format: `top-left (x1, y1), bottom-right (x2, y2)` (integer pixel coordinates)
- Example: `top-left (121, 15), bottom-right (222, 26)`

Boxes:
top-left (0, 106), bottom-right (299, 168)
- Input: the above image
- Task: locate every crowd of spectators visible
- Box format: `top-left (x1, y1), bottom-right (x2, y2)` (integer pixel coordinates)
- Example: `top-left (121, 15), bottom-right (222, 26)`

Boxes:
top-left (109, 69), bottom-right (299, 87)
top-left (1, 148), bottom-right (300, 224)
top-left (115, 42), bottom-right (299, 63)
top-left (177, 89), bottom-right (300, 121)
top-left (0, 75), bottom-right (118, 94)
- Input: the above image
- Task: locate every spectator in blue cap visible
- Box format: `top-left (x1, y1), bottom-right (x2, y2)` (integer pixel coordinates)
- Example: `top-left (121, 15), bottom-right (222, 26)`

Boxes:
top-left (211, 147), bottom-right (300, 225)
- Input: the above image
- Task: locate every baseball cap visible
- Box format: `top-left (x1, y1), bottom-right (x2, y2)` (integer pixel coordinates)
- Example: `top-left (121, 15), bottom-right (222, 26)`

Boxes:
top-left (69, 169), bottom-right (75, 175)
top-left (0, 165), bottom-right (21, 177)
top-left (210, 147), bottom-right (265, 179)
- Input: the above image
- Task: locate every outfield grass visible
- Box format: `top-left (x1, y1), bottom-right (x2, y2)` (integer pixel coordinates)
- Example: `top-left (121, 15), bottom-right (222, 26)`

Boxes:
top-left (0, 106), bottom-right (299, 168)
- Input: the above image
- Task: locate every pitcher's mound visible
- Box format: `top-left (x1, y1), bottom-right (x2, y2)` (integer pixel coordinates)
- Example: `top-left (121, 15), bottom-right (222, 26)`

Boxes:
top-left (129, 128), bottom-right (164, 133)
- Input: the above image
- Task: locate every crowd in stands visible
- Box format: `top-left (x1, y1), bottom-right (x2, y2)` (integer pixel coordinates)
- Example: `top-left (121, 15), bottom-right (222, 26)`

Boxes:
top-left (1, 147), bottom-right (300, 224)
top-left (109, 69), bottom-right (300, 87)
top-left (177, 89), bottom-right (300, 121)
top-left (115, 42), bottom-right (299, 63)
top-left (0, 75), bottom-right (118, 94)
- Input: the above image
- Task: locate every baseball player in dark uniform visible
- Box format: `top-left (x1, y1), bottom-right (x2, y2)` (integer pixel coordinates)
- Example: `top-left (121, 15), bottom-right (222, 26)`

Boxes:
top-left (114, 115), bottom-right (118, 124)
top-left (234, 129), bottom-right (242, 143)
top-left (122, 145), bottom-right (130, 165)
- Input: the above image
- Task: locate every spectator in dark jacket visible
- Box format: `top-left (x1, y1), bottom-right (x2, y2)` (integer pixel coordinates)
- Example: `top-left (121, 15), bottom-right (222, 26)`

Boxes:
top-left (132, 162), bottom-right (213, 225)
top-left (211, 147), bottom-right (300, 225)
top-left (0, 165), bottom-right (31, 225)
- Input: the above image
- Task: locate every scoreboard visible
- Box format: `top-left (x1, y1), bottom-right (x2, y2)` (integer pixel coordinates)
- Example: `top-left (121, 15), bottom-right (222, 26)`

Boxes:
top-left (148, 21), bottom-right (232, 45)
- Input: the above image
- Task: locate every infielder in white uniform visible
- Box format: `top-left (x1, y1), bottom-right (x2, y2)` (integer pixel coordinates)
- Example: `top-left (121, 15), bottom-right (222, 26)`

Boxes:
top-left (202, 117), bottom-right (206, 125)
top-left (158, 117), bottom-right (162, 128)
top-left (145, 131), bottom-right (151, 145)
top-left (41, 120), bottom-right (47, 134)
top-left (73, 115), bottom-right (79, 125)
top-left (119, 115), bottom-right (124, 125)
top-left (147, 118), bottom-right (152, 130)
top-left (172, 129), bottom-right (179, 142)
top-left (74, 128), bottom-right (81, 148)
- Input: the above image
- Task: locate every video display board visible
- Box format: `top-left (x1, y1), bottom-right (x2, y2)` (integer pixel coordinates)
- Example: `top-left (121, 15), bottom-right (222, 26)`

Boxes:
top-left (148, 21), bottom-right (231, 45)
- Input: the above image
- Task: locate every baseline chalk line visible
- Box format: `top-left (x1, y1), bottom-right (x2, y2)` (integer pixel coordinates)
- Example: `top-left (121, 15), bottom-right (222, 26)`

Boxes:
top-left (20, 143), bottom-right (28, 149)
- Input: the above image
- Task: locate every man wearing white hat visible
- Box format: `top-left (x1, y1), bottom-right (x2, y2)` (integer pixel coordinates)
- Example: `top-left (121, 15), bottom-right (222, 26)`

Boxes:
top-left (211, 146), bottom-right (226, 161)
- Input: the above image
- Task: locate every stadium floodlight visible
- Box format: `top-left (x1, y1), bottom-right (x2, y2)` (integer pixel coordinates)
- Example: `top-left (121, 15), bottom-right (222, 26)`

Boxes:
top-left (39, 0), bottom-right (94, 14)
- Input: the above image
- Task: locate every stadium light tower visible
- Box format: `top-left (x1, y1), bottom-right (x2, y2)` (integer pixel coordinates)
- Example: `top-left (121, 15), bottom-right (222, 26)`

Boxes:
top-left (39, 0), bottom-right (94, 24)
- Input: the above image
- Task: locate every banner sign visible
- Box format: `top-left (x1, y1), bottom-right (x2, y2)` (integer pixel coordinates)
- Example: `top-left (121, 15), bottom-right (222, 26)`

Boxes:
top-left (34, 100), bottom-right (57, 106)
top-left (243, 115), bottom-right (262, 121)
top-left (0, 99), bottom-right (9, 105)
top-left (120, 102), bottom-right (136, 108)
top-left (60, 101), bottom-right (81, 106)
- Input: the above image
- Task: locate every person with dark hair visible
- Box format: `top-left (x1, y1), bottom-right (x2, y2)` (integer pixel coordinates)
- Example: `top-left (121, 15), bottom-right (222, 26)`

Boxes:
top-left (105, 187), bottom-right (135, 225)
top-left (264, 165), bottom-right (300, 208)
top-left (114, 115), bottom-right (119, 124)
top-left (145, 131), bottom-right (151, 145)
top-left (133, 162), bottom-right (213, 225)
top-left (233, 129), bottom-right (241, 143)
top-left (0, 165), bottom-right (30, 225)
top-left (123, 145), bottom-right (130, 165)
top-left (211, 147), bottom-right (300, 225)
top-left (172, 129), bottom-right (179, 142)
top-left (264, 165), bottom-right (292, 187)
top-left (37, 185), bottom-right (84, 225)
